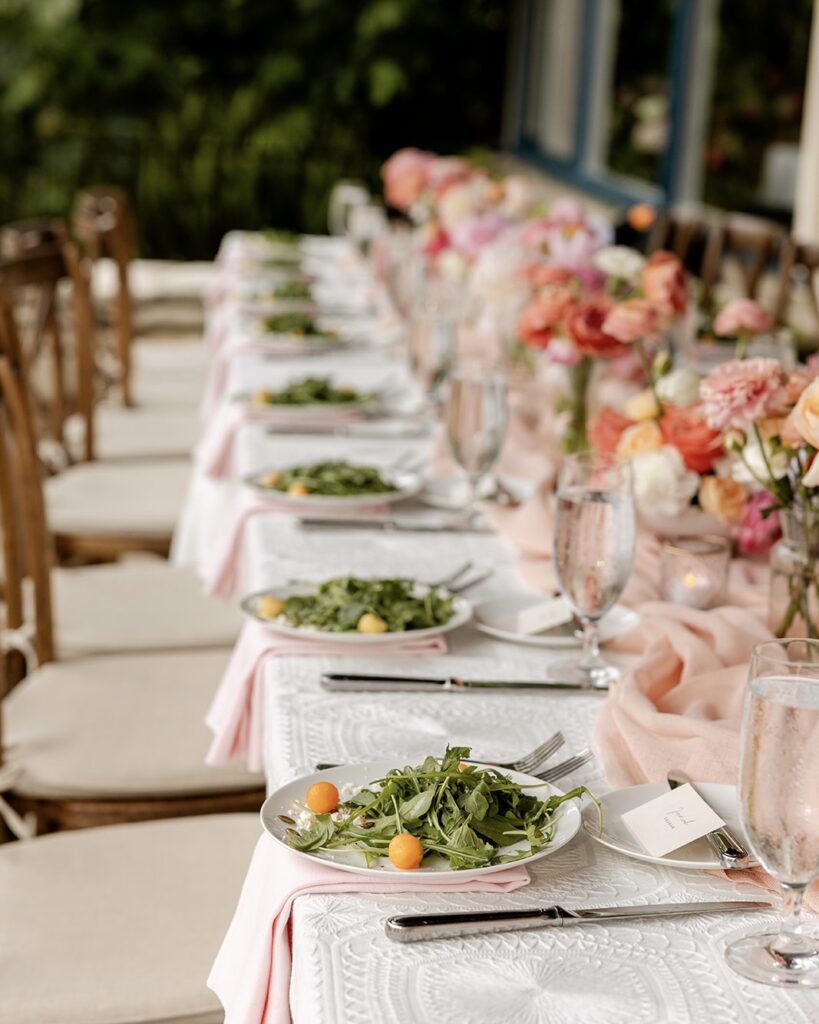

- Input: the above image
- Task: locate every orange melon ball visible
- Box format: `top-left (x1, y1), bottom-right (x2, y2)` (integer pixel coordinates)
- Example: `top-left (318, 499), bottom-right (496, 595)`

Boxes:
top-left (288, 483), bottom-right (309, 496)
top-left (306, 781), bottom-right (339, 814)
top-left (388, 833), bottom-right (424, 870)
top-left (257, 595), bottom-right (284, 620)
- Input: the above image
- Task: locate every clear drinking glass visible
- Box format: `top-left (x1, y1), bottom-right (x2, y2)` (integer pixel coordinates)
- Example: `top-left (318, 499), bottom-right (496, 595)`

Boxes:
top-left (725, 638), bottom-right (819, 988)
top-left (408, 311), bottom-right (457, 408)
top-left (446, 371), bottom-right (508, 524)
top-left (549, 452), bottom-right (635, 689)
top-left (327, 181), bottom-right (370, 236)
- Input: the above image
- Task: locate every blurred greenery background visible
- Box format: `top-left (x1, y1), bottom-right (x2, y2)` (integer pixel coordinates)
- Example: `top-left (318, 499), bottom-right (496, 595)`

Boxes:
top-left (0, 0), bottom-right (508, 258)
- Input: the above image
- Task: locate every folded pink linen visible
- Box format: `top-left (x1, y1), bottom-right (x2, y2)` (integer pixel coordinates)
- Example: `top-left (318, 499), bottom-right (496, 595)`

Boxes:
top-left (200, 340), bottom-right (273, 420)
top-left (208, 834), bottom-right (530, 1024)
top-left (205, 621), bottom-right (447, 771)
top-left (202, 489), bottom-right (389, 598)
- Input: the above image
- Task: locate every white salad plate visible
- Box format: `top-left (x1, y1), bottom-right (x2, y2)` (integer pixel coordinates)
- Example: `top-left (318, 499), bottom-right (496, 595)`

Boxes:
top-left (242, 469), bottom-right (422, 511)
top-left (241, 583), bottom-right (472, 646)
top-left (473, 596), bottom-right (638, 649)
top-left (582, 782), bottom-right (756, 870)
top-left (261, 759), bottom-right (582, 878)
top-left (234, 392), bottom-right (384, 423)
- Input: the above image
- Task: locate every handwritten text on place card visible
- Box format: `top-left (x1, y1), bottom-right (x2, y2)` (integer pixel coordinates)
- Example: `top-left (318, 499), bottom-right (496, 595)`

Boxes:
top-left (620, 783), bottom-right (726, 858)
top-left (517, 596), bottom-right (574, 636)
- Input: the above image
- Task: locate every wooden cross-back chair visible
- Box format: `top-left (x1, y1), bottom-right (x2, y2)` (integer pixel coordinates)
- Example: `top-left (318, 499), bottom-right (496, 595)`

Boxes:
top-left (701, 212), bottom-right (786, 309)
top-left (72, 186), bottom-right (135, 405)
top-left (647, 205), bottom-right (716, 306)
top-left (0, 221), bottom-right (96, 463)
top-left (774, 240), bottom-right (819, 348)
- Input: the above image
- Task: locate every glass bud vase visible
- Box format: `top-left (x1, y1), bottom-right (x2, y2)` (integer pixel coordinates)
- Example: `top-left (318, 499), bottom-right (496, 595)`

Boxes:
top-left (768, 510), bottom-right (819, 639)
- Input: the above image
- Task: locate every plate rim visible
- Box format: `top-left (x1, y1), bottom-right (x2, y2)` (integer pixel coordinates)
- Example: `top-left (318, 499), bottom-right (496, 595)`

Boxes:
top-left (261, 758), bottom-right (582, 877)
top-left (472, 596), bottom-right (638, 649)
top-left (241, 467), bottom-right (422, 509)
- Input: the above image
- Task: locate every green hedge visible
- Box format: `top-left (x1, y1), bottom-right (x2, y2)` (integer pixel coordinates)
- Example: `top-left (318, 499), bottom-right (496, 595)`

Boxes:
top-left (0, 0), bottom-right (508, 258)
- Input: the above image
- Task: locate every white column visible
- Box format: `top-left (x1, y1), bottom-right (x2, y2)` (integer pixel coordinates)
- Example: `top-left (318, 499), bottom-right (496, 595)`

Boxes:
top-left (794, 0), bottom-right (819, 242)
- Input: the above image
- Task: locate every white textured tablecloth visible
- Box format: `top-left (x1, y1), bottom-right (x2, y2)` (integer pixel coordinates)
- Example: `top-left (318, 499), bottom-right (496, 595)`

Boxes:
top-left (193, 233), bottom-right (818, 1023)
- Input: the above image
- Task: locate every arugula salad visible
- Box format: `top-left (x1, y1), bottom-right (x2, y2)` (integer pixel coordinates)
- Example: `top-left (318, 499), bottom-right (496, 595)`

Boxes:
top-left (257, 576), bottom-right (455, 634)
top-left (284, 746), bottom-right (593, 870)
top-left (270, 280), bottom-right (312, 300)
top-left (259, 460), bottom-right (395, 497)
top-left (252, 376), bottom-right (373, 406)
top-left (263, 311), bottom-right (332, 336)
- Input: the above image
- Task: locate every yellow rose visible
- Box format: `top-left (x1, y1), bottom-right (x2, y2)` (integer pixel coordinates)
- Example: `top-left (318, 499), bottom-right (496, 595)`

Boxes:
top-left (698, 476), bottom-right (746, 524)
top-left (624, 388), bottom-right (660, 421)
top-left (616, 420), bottom-right (664, 460)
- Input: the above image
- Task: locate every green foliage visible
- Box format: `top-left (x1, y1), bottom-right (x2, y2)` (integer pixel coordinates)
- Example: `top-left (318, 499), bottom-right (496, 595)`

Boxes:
top-left (0, 0), bottom-right (507, 257)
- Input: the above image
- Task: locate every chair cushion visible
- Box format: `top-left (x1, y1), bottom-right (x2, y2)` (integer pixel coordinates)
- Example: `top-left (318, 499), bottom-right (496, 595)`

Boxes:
top-left (50, 562), bottom-right (242, 657)
top-left (0, 813), bottom-right (260, 1024)
top-left (45, 459), bottom-right (191, 538)
top-left (80, 404), bottom-right (201, 461)
top-left (4, 649), bottom-right (261, 799)
top-left (131, 339), bottom-right (211, 409)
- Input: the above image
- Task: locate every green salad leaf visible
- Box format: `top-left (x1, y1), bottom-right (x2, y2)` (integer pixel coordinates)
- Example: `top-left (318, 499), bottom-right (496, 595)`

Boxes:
top-left (285, 746), bottom-right (594, 870)
top-left (253, 376), bottom-right (372, 406)
top-left (271, 280), bottom-right (312, 300)
top-left (263, 312), bottom-right (330, 336)
top-left (261, 228), bottom-right (299, 245)
top-left (261, 460), bottom-right (395, 496)
top-left (280, 576), bottom-right (455, 632)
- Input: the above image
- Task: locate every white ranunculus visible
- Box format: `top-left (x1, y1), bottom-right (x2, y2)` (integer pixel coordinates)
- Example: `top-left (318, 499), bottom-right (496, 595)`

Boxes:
top-left (592, 244), bottom-right (645, 282)
top-left (655, 367), bottom-right (702, 407)
top-left (631, 446), bottom-right (700, 517)
top-left (730, 436), bottom-right (789, 485)
top-left (467, 233), bottom-right (530, 307)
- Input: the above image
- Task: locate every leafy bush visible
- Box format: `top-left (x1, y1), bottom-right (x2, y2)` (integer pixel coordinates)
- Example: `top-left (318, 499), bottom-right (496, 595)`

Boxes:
top-left (0, 0), bottom-right (508, 257)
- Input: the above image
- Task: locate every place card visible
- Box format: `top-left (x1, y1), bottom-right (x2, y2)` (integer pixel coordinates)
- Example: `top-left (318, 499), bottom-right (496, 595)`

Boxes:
top-left (621, 784), bottom-right (726, 858)
top-left (517, 596), bottom-right (574, 636)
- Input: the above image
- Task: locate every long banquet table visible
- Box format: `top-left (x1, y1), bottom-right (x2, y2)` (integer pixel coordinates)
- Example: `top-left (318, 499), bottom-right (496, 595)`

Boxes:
top-left (176, 232), bottom-right (819, 1023)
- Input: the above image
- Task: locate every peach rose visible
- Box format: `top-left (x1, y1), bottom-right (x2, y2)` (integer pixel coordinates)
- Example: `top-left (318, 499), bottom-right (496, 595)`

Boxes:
top-left (660, 404), bottom-right (724, 474)
top-left (589, 406), bottom-right (634, 456)
top-left (602, 298), bottom-right (662, 344)
top-left (517, 289), bottom-right (578, 350)
top-left (624, 388), bottom-right (659, 421)
top-left (789, 377), bottom-right (819, 485)
top-left (641, 250), bottom-right (688, 314)
top-left (566, 295), bottom-right (628, 358)
top-left (713, 298), bottom-right (773, 337)
top-left (616, 420), bottom-right (664, 460)
top-left (698, 476), bottom-right (747, 524)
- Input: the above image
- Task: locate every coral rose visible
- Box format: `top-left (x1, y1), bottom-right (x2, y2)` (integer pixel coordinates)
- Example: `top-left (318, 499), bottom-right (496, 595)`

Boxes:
top-left (641, 250), bottom-right (688, 314)
top-left (713, 298), bottom-right (773, 337)
top-left (700, 357), bottom-right (788, 433)
top-left (589, 406), bottom-right (634, 456)
top-left (566, 295), bottom-right (627, 358)
top-left (660, 404), bottom-right (724, 474)
top-left (517, 289), bottom-right (578, 350)
top-left (616, 420), bottom-right (664, 460)
top-left (698, 476), bottom-right (747, 524)
top-left (602, 299), bottom-right (662, 344)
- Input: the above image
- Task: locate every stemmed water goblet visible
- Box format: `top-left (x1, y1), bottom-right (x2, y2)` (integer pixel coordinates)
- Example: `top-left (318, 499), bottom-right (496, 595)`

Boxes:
top-left (548, 452), bottom-right (635, 689)
top-left (725, 638), bottom-right (819, 987)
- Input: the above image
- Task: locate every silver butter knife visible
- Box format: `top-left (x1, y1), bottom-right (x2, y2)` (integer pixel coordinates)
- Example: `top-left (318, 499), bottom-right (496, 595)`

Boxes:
top-left (385, 900), bottom-right (772, 943)
top-left (320, 673), bottom-right (600, 693)
top-left (298, 517), bottom-right (489, 533)
top-left (667, 769), bottom-right (750, 868)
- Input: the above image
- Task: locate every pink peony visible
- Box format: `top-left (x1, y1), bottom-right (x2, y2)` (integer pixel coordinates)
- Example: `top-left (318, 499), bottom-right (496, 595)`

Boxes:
top-left (381, 147), bottom-right (435, 210)
top-left (602, 298), bottom-right (662, 344)
top-left (641, 250), bottom-right (688, 315)
top-left (738, 490), bottom-right (782, 557)
top-left (713, 298), bottom-right (773, 337)
top-left (700, 357), bottom-right (788, 432)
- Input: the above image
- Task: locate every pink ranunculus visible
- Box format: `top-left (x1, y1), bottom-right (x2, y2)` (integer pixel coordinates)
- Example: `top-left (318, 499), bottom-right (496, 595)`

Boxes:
top-left (449, 213), bottom-right (511, 260)
top-left (566, 295), bottom-right (627, 358)
top-left (426, 156), bottom-right (474, 193)
top-left (641, 250), bottom-right (688, 315)
top-left (713, 298), bottom-right (774, 337)
top-left (602, 298), bottom-right (661, 344)
top-left (738, 490), bottom-right (782, 557)
top-left (522, 263), bottom-right (576, 289)
top-left (700, 357), bottom-right (789, 433)
top-left (381, 147), bottom-right (436, 210)
top-left (517, 288), bottom-right (578, 350)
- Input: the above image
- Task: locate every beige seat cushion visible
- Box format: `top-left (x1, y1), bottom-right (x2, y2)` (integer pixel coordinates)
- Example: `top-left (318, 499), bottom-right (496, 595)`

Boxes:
top-left (81, 404), bottom-right (201, 461)
top-left (4, 649), bottom-right (261, 799)
top-left (0, 813), bottom-right (259, 1024)
top-left (45, 459), bottom-right (191, 538)
top-left (131, 338), bottom-right (211, 409)
top-left (49, 562), bottom-right (242, 657)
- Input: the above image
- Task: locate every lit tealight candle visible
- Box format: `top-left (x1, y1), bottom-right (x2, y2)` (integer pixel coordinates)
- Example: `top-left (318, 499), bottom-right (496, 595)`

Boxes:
top-left (660, 536), bottom-right (731, 610)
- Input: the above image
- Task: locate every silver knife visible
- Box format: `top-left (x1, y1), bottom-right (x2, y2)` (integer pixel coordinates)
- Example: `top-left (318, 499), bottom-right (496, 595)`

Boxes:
top-left (667, 769), bottom-right (750, 868)
top-left (384, 900), bottom-right (773, 943)
top-left (298, 517), bottom-right (489, 533)
top-left (265, 425), bottom-right (428, 439)
top-left (320, 673), bottom-right (602, 692)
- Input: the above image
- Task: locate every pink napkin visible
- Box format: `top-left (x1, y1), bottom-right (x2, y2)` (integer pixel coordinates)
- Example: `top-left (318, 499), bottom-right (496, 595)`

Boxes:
top-left (208, 834), bottom-right (530, 1024)
top-left (205, 621), bottom-right (448, 771)
top-left (202, 490), bottom-right (389, 598)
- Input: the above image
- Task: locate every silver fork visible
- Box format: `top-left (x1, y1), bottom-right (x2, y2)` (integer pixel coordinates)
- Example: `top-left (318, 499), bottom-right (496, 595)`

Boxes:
top-left (536, 748), bottom-right (594, 783)
top-left (314, 731), bottom-right (565, 776)
top-left (447, 568), bottom-right (493, 593)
